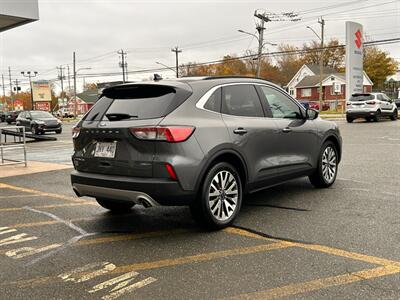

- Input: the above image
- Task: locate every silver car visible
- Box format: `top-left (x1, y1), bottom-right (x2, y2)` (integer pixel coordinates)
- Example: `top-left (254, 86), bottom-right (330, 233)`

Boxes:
top-left (71, 76), bottom-right (342, 229)
top-left (346, 92), bottom-right (398, 122)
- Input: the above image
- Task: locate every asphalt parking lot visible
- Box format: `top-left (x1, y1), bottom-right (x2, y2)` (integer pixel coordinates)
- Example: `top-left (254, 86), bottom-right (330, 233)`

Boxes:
top-left (0, 119), bottom-right (399, 299)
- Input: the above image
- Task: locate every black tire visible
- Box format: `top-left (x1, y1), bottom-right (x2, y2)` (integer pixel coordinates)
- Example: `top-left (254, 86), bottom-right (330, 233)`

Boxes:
top-left (31, 125), bottom-right (37, 135)
top-left (366, 117), bottom-right (372, 122)
top-left (55, 129), bottom-right (62, 134)
top-left (96, 198), bottom-right (135, 212)
top-left (346, 116), bottom-right (354, 123)
top-left (309, 141), bottom-right (338, 188)
top-left (390, 109), bottom-right (398, 121)
top-left (190, 162), bottom-right (242, 230)
top-left (373, 110), bottom-right (381, 122)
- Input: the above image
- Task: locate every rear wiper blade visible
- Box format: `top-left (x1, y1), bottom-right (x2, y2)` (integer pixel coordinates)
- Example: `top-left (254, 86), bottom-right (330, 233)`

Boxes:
top-left (105, 113), bottom-right (139, 121)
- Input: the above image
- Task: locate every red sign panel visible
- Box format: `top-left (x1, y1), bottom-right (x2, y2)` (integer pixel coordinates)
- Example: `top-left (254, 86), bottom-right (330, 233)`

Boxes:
top-left (35, 102), bottom-right (50, 111)
top-left (354, 29), bottom-right (362, 49)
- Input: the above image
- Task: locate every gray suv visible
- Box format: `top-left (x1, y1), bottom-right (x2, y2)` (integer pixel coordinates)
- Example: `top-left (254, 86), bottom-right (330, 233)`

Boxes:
top-left (71, 77), bottom-right (342, 229)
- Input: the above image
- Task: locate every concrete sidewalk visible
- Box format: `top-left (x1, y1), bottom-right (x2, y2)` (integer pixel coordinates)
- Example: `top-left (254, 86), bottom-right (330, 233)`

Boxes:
top-left (0, 161), bottom-right (71, 179)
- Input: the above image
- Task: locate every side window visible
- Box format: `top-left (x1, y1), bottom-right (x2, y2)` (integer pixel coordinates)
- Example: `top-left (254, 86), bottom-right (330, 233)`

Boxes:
top-left (204, 88), bottom-right (221, 112)
top-left (259, 86), bottom-right (302, 119)
top-left (222, 85), bottom-right (264, 117)
top-left (377, 94), bottom-right (383, 101)
top-left (19, 112), bottom-right (25, 118)
top-left (382, 94), bottom-right (391, 102)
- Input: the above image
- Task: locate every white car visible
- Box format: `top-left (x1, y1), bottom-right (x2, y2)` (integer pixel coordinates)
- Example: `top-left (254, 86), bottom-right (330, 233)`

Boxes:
top-left (346, 93), bottom-right (398, 123)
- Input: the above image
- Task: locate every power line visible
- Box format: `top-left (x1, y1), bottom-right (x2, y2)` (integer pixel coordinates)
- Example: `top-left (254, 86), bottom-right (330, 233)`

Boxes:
top-left (70, 37), bottom-right (400, 79)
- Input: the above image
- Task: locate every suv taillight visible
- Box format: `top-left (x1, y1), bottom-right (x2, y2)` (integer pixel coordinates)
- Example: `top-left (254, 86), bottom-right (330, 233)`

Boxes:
top-left (72, 127), bottom-right (81, 138)
top-left (130, 126), bottom-right (195, 142)
top-left (366, 101), bottom-right (376, 105)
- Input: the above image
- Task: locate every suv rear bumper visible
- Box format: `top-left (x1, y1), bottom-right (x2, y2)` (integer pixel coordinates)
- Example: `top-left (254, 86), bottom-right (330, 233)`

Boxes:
top-left (346, 110), bottom-right (377, 118)
top-left (71, 170), bottom-right (195, 206)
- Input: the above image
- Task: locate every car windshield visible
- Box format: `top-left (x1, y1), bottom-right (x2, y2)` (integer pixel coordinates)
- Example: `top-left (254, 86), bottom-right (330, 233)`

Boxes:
top-left (349, 94), bottom-right (375, 101)
top-left (30, 111), bottom-right (53, 119)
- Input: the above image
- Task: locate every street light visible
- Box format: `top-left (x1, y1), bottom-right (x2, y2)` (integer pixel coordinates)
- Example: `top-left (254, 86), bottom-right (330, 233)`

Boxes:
top-left (238, 29), bottom-right (277, 77)
top-left (156, 62), bottom-right (176, 74)
top-left (73, 67), bottom-right (91, 119)
top-left (21, 71), bottom-right (38, 109)
top-left (306, 18), bottom-right (325, 111)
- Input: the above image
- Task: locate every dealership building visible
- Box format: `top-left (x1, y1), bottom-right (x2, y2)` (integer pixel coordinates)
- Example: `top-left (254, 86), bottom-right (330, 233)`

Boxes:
top-left (0, 0), bottom-right (39, 32)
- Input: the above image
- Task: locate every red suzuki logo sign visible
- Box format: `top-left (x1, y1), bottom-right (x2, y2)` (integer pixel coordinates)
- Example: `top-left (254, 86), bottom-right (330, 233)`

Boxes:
top-left (355, 29), bottom-right (362, 49)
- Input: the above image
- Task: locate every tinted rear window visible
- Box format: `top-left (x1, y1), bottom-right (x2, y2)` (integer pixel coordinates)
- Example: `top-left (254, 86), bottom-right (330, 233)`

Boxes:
top-left (83, 85), bottom-right (191, 122)
top-left (104, 86), bottom-right (176, 120)
top-left (83, 96), bottom-right (114, 121)
top-left (350, 94), bottom-right (374, 101)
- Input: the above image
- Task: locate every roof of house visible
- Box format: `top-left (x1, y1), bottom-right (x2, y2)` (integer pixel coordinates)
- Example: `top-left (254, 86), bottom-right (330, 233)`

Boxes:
top-left (76, 89), bottom-right (99, 104)
top-left (305, 64), bottom-right (337, 75)
top-left (296, 73), bottom-right (346, 87)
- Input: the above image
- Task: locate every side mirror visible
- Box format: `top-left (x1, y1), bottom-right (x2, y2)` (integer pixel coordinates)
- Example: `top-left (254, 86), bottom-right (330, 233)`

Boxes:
top-left (306, 108), bottom-right (319, 120)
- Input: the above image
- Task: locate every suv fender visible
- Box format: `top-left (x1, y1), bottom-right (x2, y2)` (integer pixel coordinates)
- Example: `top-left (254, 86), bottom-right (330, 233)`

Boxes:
top-left (194, 148), bottom-right (248, 195)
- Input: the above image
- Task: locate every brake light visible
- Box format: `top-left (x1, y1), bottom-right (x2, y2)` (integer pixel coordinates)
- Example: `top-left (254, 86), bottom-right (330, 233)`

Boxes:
top-left (72, 127), bottom-right (81, 138)
top-left (165, 163), bottom-right (177, 180)
top-left (366, 101), bottom-right (376, 105)
top-left (346, 102), bottom-right (351, 106)
top-left (130, 126), bottom-right (195, 142)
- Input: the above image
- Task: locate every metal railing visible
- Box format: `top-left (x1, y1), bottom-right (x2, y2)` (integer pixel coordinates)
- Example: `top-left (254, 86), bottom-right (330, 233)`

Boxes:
top-left (0, 126), bottom-right (27, 167)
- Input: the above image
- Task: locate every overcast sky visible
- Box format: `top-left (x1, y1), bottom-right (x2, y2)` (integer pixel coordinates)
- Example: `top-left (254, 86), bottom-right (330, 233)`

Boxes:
top-left (0, 0), bottom-right (399, 92)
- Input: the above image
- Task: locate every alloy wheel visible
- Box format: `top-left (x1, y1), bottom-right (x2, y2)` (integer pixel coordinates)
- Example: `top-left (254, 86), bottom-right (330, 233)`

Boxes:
top-left (322, 146), bottom-right (337, 183)
top-left (208, 170), bottom-right (238, 221)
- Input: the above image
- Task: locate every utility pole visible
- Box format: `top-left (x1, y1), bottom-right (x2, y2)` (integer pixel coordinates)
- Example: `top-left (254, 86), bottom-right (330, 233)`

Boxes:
top-left (73, 51), bottom-right (77, 119)
top-left (57, 66), bottom-right (65, 99)
top-left (8, 67), bottom-right (14, 111)
top-left (21, 71), bottom-right (38, 109)
top-left (118, 49), bottom-right (127, 83)
top-left (1, 75), bottom-right (6, 111)
top-left (318, 17), bottom-right (325, 110)
top-left (171, 47), bottom-right (182, 78)
top-left (67, 66), bottom-right (71, 96)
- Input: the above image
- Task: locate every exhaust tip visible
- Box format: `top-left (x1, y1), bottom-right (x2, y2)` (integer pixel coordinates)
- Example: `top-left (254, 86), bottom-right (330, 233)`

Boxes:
top-left (72, 187), bottom-right (82, 197)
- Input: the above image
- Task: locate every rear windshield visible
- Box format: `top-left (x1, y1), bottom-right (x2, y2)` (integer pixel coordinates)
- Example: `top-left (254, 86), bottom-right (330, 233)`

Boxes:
top-left (83, 85), bottom-right (189, 122)
top-left (31, 111), bottom-right (53, 118)
top-left (350, 94), bottom-right (375, 101)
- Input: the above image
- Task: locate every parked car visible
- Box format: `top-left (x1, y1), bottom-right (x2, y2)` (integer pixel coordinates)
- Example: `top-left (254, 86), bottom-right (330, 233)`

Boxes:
top-left (346, 93), bottom-right (398, 123)
top-left (57, 108), bottom-right (75, 118)
top-left (16, 110), bottom-right (62, 135)
top-left (394, 98), bottom-right (400, 108)
top-left (0, 110), bottom-right (6, 122)
top-left (309, 102), bottom-right (330, 111)
top-left (71, 77), bottom-right (342, 229)
top-left (5, 110), bottom-right (22, 124)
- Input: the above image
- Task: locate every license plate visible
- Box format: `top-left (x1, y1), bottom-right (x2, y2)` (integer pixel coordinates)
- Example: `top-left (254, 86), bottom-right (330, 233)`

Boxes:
top-left (94, 142), bottom-right (117, 158)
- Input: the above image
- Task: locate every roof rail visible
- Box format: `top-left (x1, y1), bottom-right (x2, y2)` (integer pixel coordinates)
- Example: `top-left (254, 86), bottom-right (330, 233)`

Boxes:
top-left (201, 75), bottom-right (266, 80)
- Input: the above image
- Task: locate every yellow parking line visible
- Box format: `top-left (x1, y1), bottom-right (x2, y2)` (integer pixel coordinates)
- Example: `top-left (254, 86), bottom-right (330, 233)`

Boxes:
top-left (77, 229), bottom-right (190, 246)
top-left (225, 265), bottom-right (400, 300)
top-left (0, 195), bottom-right (43, 199)
top-left (0, 183), bottom-right (82, 203)
top-left (112, 242), bottom-right (291, 274)
top-left (11, 220), bottom-right (61, 228)
top-left (0, 202), bottom-right (96, 213)
top-left (6, 242), bottom-right (291, 288)
top-left (225, 227), bottom-right (400, 267)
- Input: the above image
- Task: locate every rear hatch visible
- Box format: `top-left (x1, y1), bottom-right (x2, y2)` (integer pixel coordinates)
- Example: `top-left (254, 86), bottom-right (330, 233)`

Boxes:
top-left (347, 94), bottom-right (376, 109)
top-left (72, 83), bottom-right (192, 177)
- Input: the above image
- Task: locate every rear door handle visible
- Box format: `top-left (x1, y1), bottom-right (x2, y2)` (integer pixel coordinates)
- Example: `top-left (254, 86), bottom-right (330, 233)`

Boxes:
top-left (233, 128), bottom-right (247, 135)
top-left (282, 127), bottom-right (292, 133)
